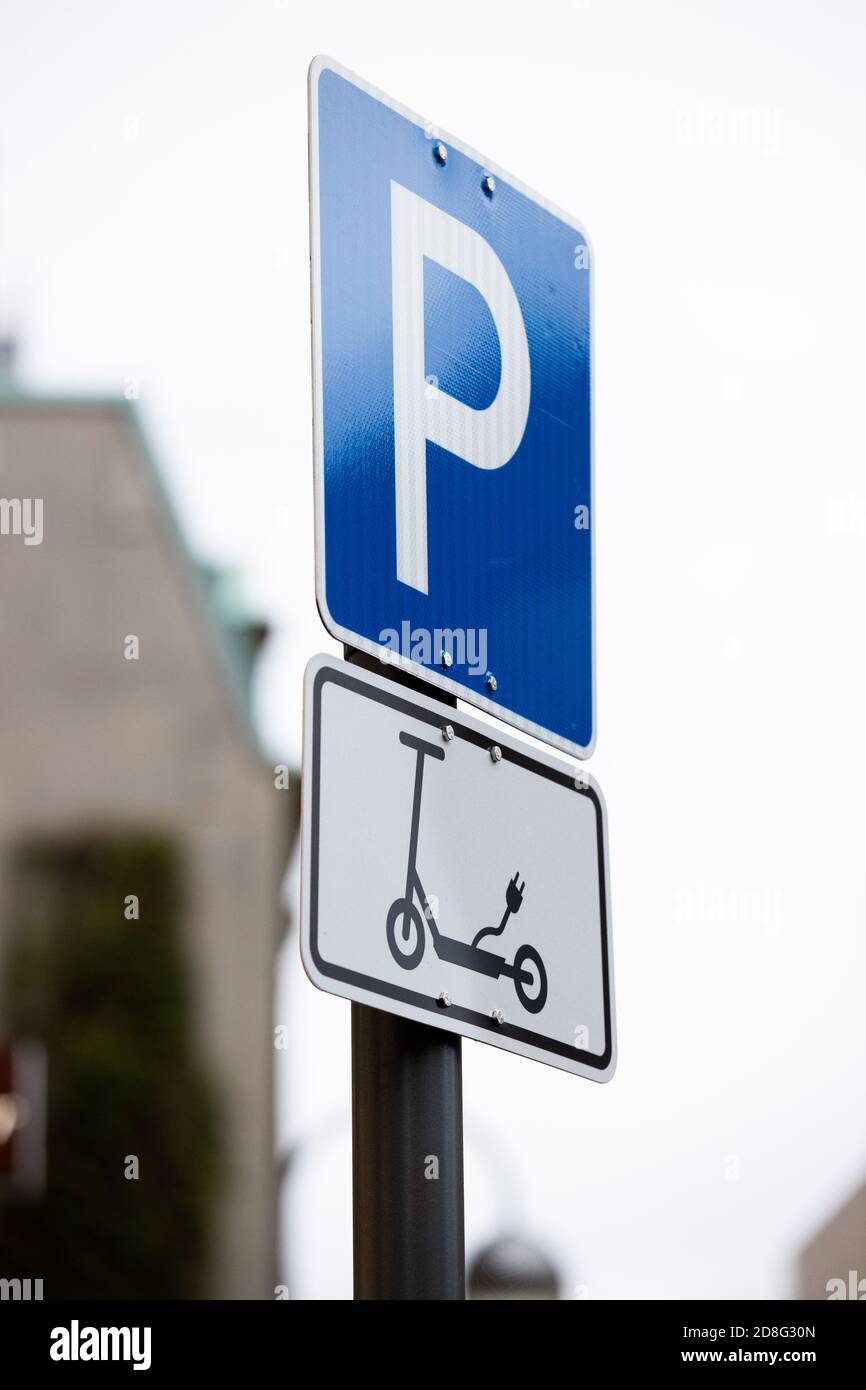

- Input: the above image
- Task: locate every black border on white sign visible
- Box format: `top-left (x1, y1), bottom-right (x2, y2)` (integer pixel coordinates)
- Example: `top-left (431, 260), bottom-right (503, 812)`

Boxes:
top-left (302, 656), bottom-right (615, 1079)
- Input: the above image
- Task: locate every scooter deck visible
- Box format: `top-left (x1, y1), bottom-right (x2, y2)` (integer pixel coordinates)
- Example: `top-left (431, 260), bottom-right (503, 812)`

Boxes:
top-left (433, 932), bottom-right (510, 979)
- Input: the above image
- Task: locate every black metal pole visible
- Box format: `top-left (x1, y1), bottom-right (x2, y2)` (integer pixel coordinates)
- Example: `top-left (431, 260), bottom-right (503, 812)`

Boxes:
top-left (344, 644), bottom-right (465, 1300)
top-left (352, 1002), bottom-right (465, 1300)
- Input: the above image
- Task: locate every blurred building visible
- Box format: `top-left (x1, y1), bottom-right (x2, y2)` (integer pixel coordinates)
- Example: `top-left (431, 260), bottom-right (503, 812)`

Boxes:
top-left (800, 1180), bottom-right (866, 1300)
top-left (0, 353), bottom-right (297, 1298)
top-left (468, 1234), bottom-right (561, 1299)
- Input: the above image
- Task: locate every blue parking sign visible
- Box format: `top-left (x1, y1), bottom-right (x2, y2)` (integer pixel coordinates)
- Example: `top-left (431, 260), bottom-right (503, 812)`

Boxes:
top-left (309, 57), bottom-right (594, 757)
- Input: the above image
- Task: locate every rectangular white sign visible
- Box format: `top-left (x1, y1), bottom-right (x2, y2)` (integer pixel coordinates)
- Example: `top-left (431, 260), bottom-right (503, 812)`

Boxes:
top-left (301, 654), bottom-right (615, 1081)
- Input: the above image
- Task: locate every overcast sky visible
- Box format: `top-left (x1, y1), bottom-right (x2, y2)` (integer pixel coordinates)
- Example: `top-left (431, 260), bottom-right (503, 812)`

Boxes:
top-left (3, 0), bottom-right (866, 1298)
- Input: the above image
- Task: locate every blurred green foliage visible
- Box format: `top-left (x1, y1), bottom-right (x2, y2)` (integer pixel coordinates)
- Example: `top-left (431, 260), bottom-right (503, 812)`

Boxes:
top-left (1, 835), bottom-right (221, 1298)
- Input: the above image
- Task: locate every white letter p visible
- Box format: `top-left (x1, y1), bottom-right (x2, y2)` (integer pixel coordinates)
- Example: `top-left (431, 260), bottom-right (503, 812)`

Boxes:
top-left (390, 181), bottom-right (530, 594)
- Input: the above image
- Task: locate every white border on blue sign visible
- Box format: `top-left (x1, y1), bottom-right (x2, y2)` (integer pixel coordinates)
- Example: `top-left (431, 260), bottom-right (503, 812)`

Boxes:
top-left (308, 54), bottom-right (597, 760)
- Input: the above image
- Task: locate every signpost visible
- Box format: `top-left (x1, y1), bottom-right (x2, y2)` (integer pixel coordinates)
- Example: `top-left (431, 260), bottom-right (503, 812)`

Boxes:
top-left (303, 57), bottom-right (613, 1300)
top-left (302, 654), bottom-right (615, 1081)
top-left (309, 55), bottom-right (595, 759)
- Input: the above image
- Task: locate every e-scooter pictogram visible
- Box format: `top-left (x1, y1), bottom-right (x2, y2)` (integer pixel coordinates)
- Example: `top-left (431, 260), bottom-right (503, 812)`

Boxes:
top-left (385, 731), bottom-right (548, 1014)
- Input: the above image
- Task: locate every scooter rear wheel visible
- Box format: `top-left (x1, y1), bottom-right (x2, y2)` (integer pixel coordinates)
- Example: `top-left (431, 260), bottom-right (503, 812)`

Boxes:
top-left (386, 898), bottom-right (426, 970)
top-left (513, 944), bottom-right (547, 1014)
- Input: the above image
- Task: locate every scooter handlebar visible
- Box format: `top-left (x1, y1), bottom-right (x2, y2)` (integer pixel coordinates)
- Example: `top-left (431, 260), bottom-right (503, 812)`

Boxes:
top-left (399, 731), bottom-right (446, 761)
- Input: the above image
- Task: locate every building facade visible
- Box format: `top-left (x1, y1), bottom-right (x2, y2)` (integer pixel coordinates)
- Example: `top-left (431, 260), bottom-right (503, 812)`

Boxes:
top-left (0, 381), bottom-right (296, 1298)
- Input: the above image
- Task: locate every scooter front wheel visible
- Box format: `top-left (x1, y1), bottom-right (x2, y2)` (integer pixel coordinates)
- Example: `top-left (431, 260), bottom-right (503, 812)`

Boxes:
top-left (386, 898), bottom-right (426, 970)
top-left (513, 944), bottom-right (548, 1014)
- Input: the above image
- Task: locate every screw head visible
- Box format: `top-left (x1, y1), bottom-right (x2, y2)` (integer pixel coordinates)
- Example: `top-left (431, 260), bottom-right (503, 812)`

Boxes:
top-left (490, 745), bottom-right (502, 763)
top-left (442, 724), bottom-right (455, 742)
top-left (440, 650), bottom-right (453, 669)
top-left (482, 174), bottom-right (496, 196)
top-left (437, 990), bottom-right (452, 1008)
top-left (491, 1008), bottom-right (504, 1026)
top-left (486, 673), bottom-right (497, 693)
top-left (434, 142), bottom-right (448, 165)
